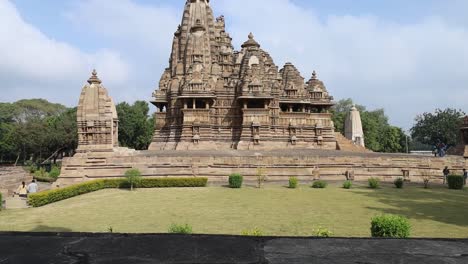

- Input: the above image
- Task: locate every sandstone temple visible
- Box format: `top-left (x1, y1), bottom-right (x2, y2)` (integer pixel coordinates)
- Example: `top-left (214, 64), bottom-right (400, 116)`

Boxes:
top-left (150, 0), bottom-right (335, 151)
top-left (54, 0), bottom-right (467, 187)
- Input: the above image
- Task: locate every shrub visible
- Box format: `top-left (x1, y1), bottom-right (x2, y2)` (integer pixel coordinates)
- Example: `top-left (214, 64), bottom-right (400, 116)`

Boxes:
top-left (289, 177), bottom-right (298, 189)
top-left (34, 167), bottom-right (49, 178)
top-left (394, 178), bottom-right (404, 189)
top-left (313, 226), bottom-right (333, 237)
top-left (371, 215), bottom-right (411, 238)
top-left (241, 227), bottom-right (264, 236)
top-left (49, 166), bottom-right (61, 179)
top-left (34, 175), bottom-right (56, 183)
top-left (256, 167), bottom-right (267, 188)
top-left (168, 223), bottom-right (193, 234)
top-left (229, 173), bottom-right (243, 188)
top-left (343, 181), bottom-right (352, 189)
top-left (312, 180), bottom-right (327, 189)
top-left (423, 176), bottom-right (430, 189)
top-left (125, 168), bottom-right (142, 191)
top-left (447, 175), bottom-right (464, 190)
top-left (0, 192), bottom-right (2, 211)
top-left (368, 178), bottom-right (380, 189)
top-left (28, 177), bottom-right (208, 207)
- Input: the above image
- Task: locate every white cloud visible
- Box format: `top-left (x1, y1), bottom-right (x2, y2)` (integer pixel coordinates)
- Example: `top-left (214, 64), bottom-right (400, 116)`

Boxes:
top-left (0, 0), bottom-right (129, 105)
top-left (3, 0), bottom-right (468, 129)
top-left (213, 0), bottom-right (468, 129)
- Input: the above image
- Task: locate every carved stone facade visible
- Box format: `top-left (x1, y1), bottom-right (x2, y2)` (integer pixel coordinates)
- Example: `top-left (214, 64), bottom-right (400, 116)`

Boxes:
top-left (149, 0), bottom-right (335, 151)
top-left (77, 70), bottom-right (119, 153)
top-left (461, 116), bottom-right (468, 158)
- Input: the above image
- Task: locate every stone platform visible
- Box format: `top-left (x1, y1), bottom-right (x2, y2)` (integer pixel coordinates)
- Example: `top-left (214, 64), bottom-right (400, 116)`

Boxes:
top-left (56, 149), bottom-right (467, 187)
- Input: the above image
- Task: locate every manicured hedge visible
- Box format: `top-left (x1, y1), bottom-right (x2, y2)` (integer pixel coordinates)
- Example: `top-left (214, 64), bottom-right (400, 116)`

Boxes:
top-left (0, 193), bottom-right (2, 211)
top-left (28, 177), bottom-right (208, 207)
top-left (228, 173), bottom-right (243, 188)
top-left (447, 175), bottom-right (464, 190)
top-left (371, 214), bottom-right (411, 238)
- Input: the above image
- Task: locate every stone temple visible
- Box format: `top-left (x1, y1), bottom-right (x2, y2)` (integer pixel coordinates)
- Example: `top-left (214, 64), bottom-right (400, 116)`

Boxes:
top-left (55, 0), bottom-right (468, 187)
top-left (150, 0), bottom-right (335, 151)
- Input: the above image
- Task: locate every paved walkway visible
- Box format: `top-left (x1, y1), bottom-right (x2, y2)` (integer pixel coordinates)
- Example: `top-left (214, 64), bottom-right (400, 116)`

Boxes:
top-left (4, 182), bottom-right (52, 209)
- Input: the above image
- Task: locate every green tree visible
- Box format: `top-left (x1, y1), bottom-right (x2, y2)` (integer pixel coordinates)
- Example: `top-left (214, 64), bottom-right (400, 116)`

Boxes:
top-left (125, 168), bottom-right (142, 191)
top-left (117, 101), bottom-right (154, 150)
top-left (411, 108), bottom-right (465, 147)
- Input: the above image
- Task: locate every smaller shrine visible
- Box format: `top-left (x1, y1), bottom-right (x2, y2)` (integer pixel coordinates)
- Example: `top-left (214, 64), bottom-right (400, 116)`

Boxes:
top-left (344, 105), bottom-right (365, 147)
top-left (76, 70), bottom-right (119, 153)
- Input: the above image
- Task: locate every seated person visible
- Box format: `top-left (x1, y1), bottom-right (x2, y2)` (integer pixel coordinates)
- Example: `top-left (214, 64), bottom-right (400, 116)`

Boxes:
top-left (15, 182), bottom-right (28, 198)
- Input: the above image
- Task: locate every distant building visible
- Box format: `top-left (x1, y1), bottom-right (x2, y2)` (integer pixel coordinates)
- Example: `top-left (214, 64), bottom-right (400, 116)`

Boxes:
top-left (344, 106), bottom-right (365, 147)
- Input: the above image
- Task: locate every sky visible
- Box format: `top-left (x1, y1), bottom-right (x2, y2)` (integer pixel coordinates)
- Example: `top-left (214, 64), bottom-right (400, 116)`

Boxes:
top-left (1, 0), bottom-right (468, 130)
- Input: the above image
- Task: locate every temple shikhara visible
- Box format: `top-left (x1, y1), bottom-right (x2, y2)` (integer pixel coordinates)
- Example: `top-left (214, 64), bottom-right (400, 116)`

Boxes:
top-left (150, 0), bottom-right (335, 150)
top-left (54, 0), bottom-right (467, 187)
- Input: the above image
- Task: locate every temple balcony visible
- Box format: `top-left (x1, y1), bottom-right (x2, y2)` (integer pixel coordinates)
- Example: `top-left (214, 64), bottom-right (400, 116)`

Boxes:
top-left (278, 112), bottom-right (333, 127)
top-left (182, 109), bottom-right (211, 125)
top-left (180, 83), bottom-right (215, 97)
top-left (242, 109), bottom-right (270, 126)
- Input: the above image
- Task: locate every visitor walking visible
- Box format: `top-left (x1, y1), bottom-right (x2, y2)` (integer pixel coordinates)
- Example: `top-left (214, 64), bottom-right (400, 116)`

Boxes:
top-left (15, 182), bottom-right (28, 198)
top-left (443, 166), bottom-right (450, 184)
top-left (463, 169), bottom-right (467, 186)
top-left (27, 179), bottom-right (38, 194)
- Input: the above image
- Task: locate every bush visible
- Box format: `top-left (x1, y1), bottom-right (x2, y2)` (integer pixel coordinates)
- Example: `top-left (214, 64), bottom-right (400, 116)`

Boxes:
top-left (313, 226), bottom-right (333, 237)
top-left (343, 181), bottom-right (352, 189)
top-left (447, 175), bottom-right (464, 190)
top-left (368, 178), bottom-right (380, 189)
top-left (394, 178), bottom-right (404, 189)
top-left (371, 215), bottom-right (411, 238)
top-left (229, 173), bottom-right (243, 188)
top-left (168, 223), bottom-right (193, 234)
top-left (49, 166), bottom-right (61, 179)
top-left (0, 193), bottom-right (2, 211)
top-left (125, 168), bottom-right (142, 191)
top-left (28, 177), bottom-right (208, 207)
top-left (34, 167), bottom-right (49, 178)
top-left (34, 175), bottom-right (56, 183)
top-left (288, 177), bottom-right (298, 189)
top-left (312, 180), bottom-right (327, 189)
top-left (241, 227), bottom-right (264, 236)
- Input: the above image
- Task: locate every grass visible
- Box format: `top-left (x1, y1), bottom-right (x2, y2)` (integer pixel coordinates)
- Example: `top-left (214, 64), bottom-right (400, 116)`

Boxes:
top-left (0, 182), bottom-right (467, 237)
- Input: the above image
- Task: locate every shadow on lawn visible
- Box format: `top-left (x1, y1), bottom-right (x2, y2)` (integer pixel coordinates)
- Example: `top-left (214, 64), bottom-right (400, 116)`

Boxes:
top-left (350, 184), bottom-right (468, 227)
top-left (29, 225), bottom-right (73, 233)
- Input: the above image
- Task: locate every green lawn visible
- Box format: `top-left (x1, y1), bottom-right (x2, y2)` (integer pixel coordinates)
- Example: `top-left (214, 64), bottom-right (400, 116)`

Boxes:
top-left (1, 182), bottom-right (467, 237)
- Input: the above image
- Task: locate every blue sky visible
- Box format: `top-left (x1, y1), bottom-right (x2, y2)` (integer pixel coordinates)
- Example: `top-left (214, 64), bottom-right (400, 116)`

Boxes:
top-left (2, 0), bottom-right (468, 130)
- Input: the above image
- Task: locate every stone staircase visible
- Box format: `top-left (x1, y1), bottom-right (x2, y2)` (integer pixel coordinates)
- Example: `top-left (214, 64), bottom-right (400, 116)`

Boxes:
top-left (335, 132), bottom-right (371, 153)
top-left (0, 166), bottom-right (32, 197)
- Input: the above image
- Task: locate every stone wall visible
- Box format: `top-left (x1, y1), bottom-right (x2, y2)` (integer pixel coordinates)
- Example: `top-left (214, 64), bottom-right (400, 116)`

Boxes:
top-left (56, 149), bottom-right (467, 187)
top-left (0, 166), bottom-right (32, 197)
top-left (1, 232), bottom-right (467, 263)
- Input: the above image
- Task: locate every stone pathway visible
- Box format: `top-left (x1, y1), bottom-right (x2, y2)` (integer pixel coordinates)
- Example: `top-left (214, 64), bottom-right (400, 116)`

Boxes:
top-left (4, 182), bottom-right (52, 209)
top-left (4, 196), bottom-right (29, 209)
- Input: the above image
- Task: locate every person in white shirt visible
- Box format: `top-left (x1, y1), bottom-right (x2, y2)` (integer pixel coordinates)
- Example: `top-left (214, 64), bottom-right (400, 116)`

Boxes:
top-left (27, 179), bottom-right (38, 194)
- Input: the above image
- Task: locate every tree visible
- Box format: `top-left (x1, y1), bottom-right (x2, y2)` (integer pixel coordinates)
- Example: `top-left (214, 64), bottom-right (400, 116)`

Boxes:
top-left (125, 168), bottom-right (142, 191)
top-left (117, 101), bottom-right (154, 150)
top-left (411, 108), bottom-right (465, 147)
top-left (332, 99), bottom-right (407, 153)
